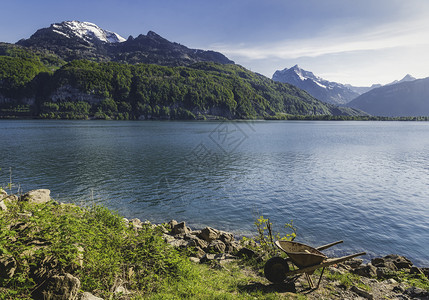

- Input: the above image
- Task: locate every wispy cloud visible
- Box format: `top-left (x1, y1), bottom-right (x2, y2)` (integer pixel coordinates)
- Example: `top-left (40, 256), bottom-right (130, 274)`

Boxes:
top-left (211, 19), bottom-right (429, 60)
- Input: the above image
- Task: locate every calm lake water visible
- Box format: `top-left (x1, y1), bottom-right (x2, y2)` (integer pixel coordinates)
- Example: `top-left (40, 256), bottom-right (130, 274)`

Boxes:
top-left (1, 120), bottom-right (428, 266)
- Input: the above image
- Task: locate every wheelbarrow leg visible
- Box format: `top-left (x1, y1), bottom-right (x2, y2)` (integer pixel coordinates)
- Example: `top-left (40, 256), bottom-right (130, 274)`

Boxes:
top-left (316, 267), bottom-right (325, 289)
top-left (305, 273), bottom-right (314, 289)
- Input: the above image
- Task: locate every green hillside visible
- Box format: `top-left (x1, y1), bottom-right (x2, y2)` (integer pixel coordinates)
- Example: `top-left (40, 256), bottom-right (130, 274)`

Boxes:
top-left (0, 45), bottom-right (363, 120)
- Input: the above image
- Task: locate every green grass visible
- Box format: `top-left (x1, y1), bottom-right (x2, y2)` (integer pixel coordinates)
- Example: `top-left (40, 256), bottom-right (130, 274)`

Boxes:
top-left (0, 200), bottom-right (293, 299)
top-left (323, 269), bottom-right (371, 291)
top-left (391, 270), bottom-right (429, 291)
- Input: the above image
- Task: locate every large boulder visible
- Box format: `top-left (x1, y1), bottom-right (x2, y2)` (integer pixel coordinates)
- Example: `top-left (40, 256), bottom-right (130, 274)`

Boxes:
top-left (352, 264), bottom-right (377, 278)
top-left (207, 240), bottom-right (226, 253)
top-left (41, 273), bottom-right (81, 300)
top-left (372, 255), bottom-right (413, 270)
top-left (172, 222), bottom-right (191, 235)
top-left (198, 227), bottom-right (220, 242)
top-left (219, 231), bottom-right (234, 244)
top-left (21, 189), bottom-right (52, 204)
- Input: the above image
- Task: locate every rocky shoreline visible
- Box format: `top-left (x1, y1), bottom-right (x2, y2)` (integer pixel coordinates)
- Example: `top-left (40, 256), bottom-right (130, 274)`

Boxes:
top-left (1, 189), bottom-right (429, 299)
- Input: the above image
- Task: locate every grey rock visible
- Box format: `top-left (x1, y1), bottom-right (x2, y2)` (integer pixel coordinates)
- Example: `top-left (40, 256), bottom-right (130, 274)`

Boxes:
top-left (371, 257), bottom-right (398, 271)
top-left (162, 234), bottom-right (175, 243)
top-left (384, 254), bottom-right (413, 269)
top-left (404, 286), bottom-right (429, 298)
top-left (384, 278), bottom-right (398, 285)
top-left (352, 264), bottom-right (377, 278)
top-left (131, 218), bottom-right (143, 229)
top-left (42, 273), bottom-right (81, 300)
top-left (343, 258), bottom-right (363, 269)
top-left (193, 246), bottom-right (206, 259)
top-left (168, 239), bottom-right (188, 248)
top-left (172, 221), bottom-right (190, 235)
top-left (21, 189), bottom-right (51, 204)
top-left (225, 241), bottom-right (242, 254)
top-left (376, 267), bottom-right (396, 279)
top-left (198, 227), bottom-right (220, 242)
top-left (184, 234), bottom-right (208, 249)
top-left (219, 231), bottom-right (234, 244)
top-left (0, 189), bottom-right (7, 200)
top-left (78, 292), bottom-right (104, 300)
top-left (351, 285), bottom-right (373, 300)
top-left (189, 257), bottom-right (200, 264)
top-left (214, 253), bottom-right (237, 261)
top-left (0, 255), bottom-right (17, 278)
top-left (168, 220), bottom-right (178, 230)
top-left (0, 200), bottom-right (7, 211)
top-left (393, 283), bottom-right (408, 293)
top-left (207, 240), bottom-right (226, 253)
top-left (200, 253), bottom-right (216, 263)
top-left (74, 245), bottom-right (84, 268)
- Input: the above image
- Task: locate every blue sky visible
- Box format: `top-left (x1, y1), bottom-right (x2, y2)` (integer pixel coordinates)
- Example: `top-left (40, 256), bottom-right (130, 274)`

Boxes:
top-left (1, 0), bottom-right (429, 86)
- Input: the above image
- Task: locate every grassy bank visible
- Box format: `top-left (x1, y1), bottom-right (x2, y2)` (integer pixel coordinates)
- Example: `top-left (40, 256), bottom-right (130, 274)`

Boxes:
top-left (1, 190), bottom-right (428, 299)
top-left (0, 196), bottom-right (280, 299)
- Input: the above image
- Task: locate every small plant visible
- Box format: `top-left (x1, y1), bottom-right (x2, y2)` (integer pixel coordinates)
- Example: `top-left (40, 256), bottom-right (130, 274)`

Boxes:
top-left (254, 216), bottom-right (297, 255)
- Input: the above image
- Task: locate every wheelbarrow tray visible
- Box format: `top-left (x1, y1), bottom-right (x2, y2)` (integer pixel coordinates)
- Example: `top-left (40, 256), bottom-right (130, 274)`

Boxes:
top-left (275, 240), bottom-right (327, 268)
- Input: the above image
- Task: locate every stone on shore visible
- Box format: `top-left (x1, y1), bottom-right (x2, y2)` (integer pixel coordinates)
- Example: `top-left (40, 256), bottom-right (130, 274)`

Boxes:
top-left (198, 227), bottom-right (220, 242)
top-left (0, 200), bottom-right (7, 211)
top-left (172, 221), bottom-right (191, 235)
top-left (352, 264), bottom-right (377, 278)
top-left (0, 189), bottom-right (7, 200)
top-left (20, 189), bottom-right (52, 204)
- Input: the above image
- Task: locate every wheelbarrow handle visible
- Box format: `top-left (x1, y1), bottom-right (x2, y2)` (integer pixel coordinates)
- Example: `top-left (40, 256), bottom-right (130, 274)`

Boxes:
top-left (316, 240), bottom-right (343, 251)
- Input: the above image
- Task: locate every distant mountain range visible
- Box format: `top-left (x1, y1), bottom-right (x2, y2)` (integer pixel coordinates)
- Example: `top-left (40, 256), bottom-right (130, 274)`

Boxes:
top-left (3, 21), bottom-right (428, 118)
top-left (16, 21), bottom-right (234, 66)
top-left (348, 77), bottom-right (429, 117)
top-left (272, 65), bottom-right (417, 106)
top-left (0, 21), bottom-right (365, 120)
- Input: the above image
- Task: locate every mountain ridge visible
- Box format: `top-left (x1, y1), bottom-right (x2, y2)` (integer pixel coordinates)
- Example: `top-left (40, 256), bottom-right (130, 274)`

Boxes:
top-left (16, 21), bottom-right (234, 66)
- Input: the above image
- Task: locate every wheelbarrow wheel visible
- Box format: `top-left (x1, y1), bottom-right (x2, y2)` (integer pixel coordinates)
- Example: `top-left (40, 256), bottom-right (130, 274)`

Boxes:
top-left (264, 256), bottom-right (289, 283)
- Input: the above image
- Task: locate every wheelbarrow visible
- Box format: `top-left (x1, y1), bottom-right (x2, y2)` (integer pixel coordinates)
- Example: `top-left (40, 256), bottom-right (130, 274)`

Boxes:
top-left (264, 240), bottom-right (366, 289)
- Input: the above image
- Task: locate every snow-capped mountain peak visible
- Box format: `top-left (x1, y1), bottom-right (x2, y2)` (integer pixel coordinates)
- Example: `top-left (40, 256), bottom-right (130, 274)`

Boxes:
top-left (272, 65), bottom-right (360, 105)
top-left (52, 21), bottom-right (126, 43)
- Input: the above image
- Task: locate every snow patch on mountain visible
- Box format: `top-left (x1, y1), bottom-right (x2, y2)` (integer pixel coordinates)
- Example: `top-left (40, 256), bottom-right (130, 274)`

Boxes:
top-left (52, 21), bottom-right (126, 43)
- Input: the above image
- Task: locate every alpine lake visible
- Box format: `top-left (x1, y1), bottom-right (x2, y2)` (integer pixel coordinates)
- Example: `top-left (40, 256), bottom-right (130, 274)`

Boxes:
top-left (1, 120), bottom-right (428, 266)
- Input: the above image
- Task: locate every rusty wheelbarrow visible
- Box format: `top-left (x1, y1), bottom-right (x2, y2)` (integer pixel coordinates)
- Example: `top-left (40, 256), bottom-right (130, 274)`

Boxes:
top-left (264, 240), bottom-right (366, 289)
